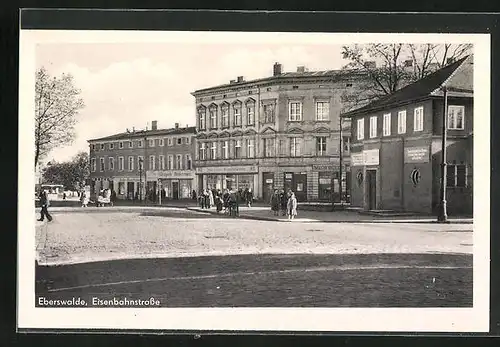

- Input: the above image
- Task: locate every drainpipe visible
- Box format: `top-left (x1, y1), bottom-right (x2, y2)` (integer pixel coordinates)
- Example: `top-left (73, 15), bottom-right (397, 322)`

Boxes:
top-left (437, 86), bottom-right (449, 222)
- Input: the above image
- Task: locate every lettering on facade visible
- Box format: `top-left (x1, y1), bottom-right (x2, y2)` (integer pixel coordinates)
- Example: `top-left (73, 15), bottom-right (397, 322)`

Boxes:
top-left (312, 164), bottom-right (336, 171)
top-left (351, 153), bottom-right (364, 166)
top-left (404, 147), bottom-right (429, 163)
top-left (195, 166), bottom-right (258, 174)
top-left (147, 170), bottom-right (195, 179)
top-left (363, 149), bottom-right (379, 166)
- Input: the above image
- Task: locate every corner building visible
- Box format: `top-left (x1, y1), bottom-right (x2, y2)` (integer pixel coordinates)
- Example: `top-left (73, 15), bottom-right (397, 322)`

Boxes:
top-left (341, 56), bottom-right (473, 215)
top-left (192, 63), bottom-right (364, 202)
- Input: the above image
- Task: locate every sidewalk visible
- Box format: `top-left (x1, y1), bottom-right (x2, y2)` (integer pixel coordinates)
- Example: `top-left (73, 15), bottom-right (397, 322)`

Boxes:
top-left (186, 206), bottom-right (473, 224)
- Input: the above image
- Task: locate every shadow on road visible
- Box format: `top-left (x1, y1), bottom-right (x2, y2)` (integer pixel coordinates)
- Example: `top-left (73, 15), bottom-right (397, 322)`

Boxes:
top-left (36, 253), bottom-right (473, 308)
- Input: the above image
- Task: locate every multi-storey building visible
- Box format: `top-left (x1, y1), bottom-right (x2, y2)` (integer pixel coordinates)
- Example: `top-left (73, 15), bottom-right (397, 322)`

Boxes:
top-left (191, 63), bottom-right (365, 202)
top-left (88, 121), bottom-right (197, 201)
top-left (341, 55), bottom-right (473, 215)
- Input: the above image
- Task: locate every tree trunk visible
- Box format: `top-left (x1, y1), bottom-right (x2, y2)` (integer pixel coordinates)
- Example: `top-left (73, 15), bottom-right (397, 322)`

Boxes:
top-left (35, 145), bottom-right (40, 169)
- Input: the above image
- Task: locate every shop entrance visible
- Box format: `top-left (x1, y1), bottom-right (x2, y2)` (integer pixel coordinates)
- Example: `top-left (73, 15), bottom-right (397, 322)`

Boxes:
top-left (283, 172), bottom-right (308, 202)
top-left (366, 169), bottom-right (377, 210)
top-left (127, 182), bottom-right (134, 200)
top-left (262, 172), bottom-right (274, 203)
top-left (172, 181), bottom-right (179, 200)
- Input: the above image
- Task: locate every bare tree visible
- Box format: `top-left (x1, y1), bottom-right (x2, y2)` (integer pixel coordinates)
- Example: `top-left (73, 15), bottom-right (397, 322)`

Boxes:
top-left (340, 43), bottom-right (472, 112)
top-left (35, 67), bottom-right (85, 168)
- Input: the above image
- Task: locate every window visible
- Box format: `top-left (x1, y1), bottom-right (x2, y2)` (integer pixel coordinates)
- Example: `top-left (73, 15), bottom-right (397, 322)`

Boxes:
top-left (414, 106), bottom-right (424, 132)
top-left (247, 105), bottom-right (255, 125)
top-left (149, 155), bottom-right (156, 170)
top-left (398, 110), bottom-right (407, 134)
top-left (138, 156), bottom-right (144, 170)
top-left (100, 144), bottom-right (105, 150)
top-left (247, 138), bottom-right (255, 158)
top-left (209, 107), bottom-right (217, 129)
top-left (234, 106), bottom-right (242, 126)
top-left (99, 157), bottom-right (105, 171)
top-left (383, 113), bottom-right (391, 136)
top-left (316, 137), bottom-right (327, 156)
top-left (119, 141), bottom-right (124, 149)
top-left (448, 105), bottom-right (465, 130)
top-left (159, 155), bottom-right (165, 170)
top-left (167, 137), bottom-right (173, 146)
top-left (264, 138), bottom-right (275, 157)
top-left (357, 118), bottom-right (365, 140)
top-left (316, 101), bottom-right (330, 121)
top-left (210, 142), bottom-right (217, 159)
top-left (128, 141), bottom-right (133, 148)
top-left (138, 140), bottom-right (143, 148)
top-left (90, 144), bottom-right (95, 151)
top-left (447, 164), bottom-right (467, 188)
top-left (118, 156), bottom-right (124, 171)
top-left (167, 155), bottom-right (174, 170)
top-left (290, 137), bottom-right (302, 157)
top-left (185, 137), bottom-right (190, 144)
top-left (263, 104), bottom-right (275, 123)
top-left (159, 138), bottom-right (164, 147)
top-left (369, 116), bottom-right (377, 138)
top-left (109, 157), bottom-right (115, 171)
top-left (342, 136), bottom-right (350, 154)
top-left (177, 138), bottom-right (182, 145)
top-left (222, 140), bottom-right (229, 159)
top-left (149, 139), bottom-right (155, 147)
top-left (91, 158), bottom-right (96, 172)
top-left (221, 106), bottom-right (229, 127)
top-left (109, 143), bottom-right (114, 150)
top-left (199, 108), bottom-right (206, 130)
top-left (234, 140), bottom-right (242, 158)
top-left (186, 154), bottom-right (192, 170)
top-left (128, 156), bottom-right (134, 171)
top-left (289, 102), bottom-right (302, 121)
top-left (199, 143), bottom-right (207, 160)
top-left (176, 154), bottom-right (182, 170)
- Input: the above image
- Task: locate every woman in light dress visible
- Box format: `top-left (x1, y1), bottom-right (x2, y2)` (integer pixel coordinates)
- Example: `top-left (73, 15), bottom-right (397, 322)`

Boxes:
top-left (287, 191), bottom-right (298, 220)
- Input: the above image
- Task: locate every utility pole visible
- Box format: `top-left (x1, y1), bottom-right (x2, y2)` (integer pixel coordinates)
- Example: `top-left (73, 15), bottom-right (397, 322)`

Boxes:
top-left (438, 86), bottom-right (448, 223)
top-left (339, 115), bottom-right (344, 208)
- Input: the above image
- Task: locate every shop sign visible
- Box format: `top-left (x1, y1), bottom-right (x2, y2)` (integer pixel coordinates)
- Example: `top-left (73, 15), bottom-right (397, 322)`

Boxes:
top-left (147, 170), bottom-right (195, 179)
top-left (285, 173), bottom-right (293, 179)
top-left (265, 178), bottom-right (273, 183)
top-left (319, 178), bottom-right (331, 185)
top-left (363, 149), bottom-right (379, 166)
top-left (404, 147), bottom-right (429, 163)
top-left (351, 153), bottom-right (364, 166)
top-left (195, 166), bottom-right (258, 174)
top-left (312, 164), bottom-right (336, 171)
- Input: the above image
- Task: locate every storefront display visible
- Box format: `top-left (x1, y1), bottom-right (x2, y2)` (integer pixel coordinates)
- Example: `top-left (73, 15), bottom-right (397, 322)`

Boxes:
top-left (318, 171), bottom-right (332, 201)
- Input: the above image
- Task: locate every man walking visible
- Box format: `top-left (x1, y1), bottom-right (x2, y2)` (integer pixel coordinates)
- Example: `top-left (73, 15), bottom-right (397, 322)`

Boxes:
top-left (38, 190), bottom-right (53, 222)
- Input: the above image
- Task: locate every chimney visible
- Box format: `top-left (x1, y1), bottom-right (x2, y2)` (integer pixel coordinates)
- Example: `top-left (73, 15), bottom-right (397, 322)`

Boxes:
top-left (446, 57), bottom-right (455, 65)
top-left (273, 62), bottom-right (282, 76)
top-left (365, 61), bottom-right (376, 69)
top-left (132, 127), bottom-right (135, 133)
top-left (230, 79), bottom-right (236, 84)
top-left (175, 123), bottom-right (179, 129)
top-left (186, 124), bottom-right (189, 128)
top-left (297, 66), bottom-right (306, 73)
top-left (151, 120), bottom-right (158, 130)
top-left (237, 76), bottom-right (244, 83)
top-left (404, 59), bottom-right (413, 67)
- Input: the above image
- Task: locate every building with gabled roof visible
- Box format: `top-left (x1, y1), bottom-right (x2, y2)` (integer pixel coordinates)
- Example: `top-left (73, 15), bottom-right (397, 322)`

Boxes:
top-left (341, 55), bottom-right (473, 215)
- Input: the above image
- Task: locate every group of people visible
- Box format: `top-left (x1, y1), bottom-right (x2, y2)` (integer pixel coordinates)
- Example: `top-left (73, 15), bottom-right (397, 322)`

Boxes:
top-left (270, 189), bottom-right (298, 220)
top-left (198, 187), bottom-right (254, 216)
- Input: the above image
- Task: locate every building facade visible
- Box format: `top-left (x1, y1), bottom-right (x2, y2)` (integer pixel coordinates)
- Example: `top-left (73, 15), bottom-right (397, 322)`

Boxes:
top-left (192, 63), bottom-right (365, 202)
top-left (342, 56), bottom-right (473, 215)
top-left (88, 122), bottom-right (197, 201)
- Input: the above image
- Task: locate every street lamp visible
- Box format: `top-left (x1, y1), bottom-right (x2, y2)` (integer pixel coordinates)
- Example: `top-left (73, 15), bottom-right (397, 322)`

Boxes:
top-left (138, 157), bottom-right (144, 202)
top-left (438, 86), bottom-right (449, 223)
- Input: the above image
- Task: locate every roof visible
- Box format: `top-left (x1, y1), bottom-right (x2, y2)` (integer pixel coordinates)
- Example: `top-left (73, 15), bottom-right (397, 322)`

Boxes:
top-left (88, 126), bottom-right (197, 142)
top-left (192, 69), bottom-right (364, 95)
top-left (341, 55), bottom-right (472, 118)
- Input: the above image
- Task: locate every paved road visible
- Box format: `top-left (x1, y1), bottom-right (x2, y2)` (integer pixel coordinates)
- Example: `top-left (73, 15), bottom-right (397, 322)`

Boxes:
top-left (36, 208), bottom-right (472, 265)
top-left (34, 208), bottom-right (473, 307)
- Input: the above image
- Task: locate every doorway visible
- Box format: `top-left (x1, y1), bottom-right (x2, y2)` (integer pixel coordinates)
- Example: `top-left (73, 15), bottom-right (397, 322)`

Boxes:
top-left (172, 181), bottom-right (179, 200)
top-left (262, 172), bottom-right (274, 203)
top-left (127, 182), bottom-right (134, 200)
top-left (366, 169), bottom-right (377, 210)
top-left (294, 173), bottom-right (308, 202)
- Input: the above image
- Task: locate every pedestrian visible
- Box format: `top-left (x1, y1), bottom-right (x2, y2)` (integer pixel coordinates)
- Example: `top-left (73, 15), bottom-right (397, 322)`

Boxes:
top-left (37, 190), bottom-right (53, 222)
top-left (270, 189), bottom-right (280, 216)
top-left (208, 189), bottom-right (214, 209)
top-left (192, 189), bottom-right (197, 200)
top-left (80, 189), bottom-right (88, 207)
top-left (215, 192), bottom-right (223, 213)
top-left (63, 191), bottom-right (67, 200)
top-left (223, 189), bottom-right (230, 214)
top-left (280, 189), bottom-right (287, 216)
top-left (287, 191), bottom-right (298, 221)
top-left (246, 188), bottom-right (253, 207)
top-left (199, 190), bottom-right (205, 209)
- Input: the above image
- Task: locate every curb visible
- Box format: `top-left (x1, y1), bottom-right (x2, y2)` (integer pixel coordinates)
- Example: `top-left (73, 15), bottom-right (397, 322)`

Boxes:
top-left (185, 208), bottom-right (472, 224)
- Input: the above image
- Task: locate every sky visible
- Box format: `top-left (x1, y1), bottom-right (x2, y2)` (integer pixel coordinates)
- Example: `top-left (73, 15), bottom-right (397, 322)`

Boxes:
top-left (36, 42), bottom-right (346, 163)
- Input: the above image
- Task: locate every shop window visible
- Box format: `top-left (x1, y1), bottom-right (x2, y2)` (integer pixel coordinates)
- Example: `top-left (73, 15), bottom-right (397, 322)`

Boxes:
top-left (118, 182), bottom-right (125, 195)
top-left (318, 172), bottom-right (332, 200)
top-left (447, 164), bottom-right (467, 188)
